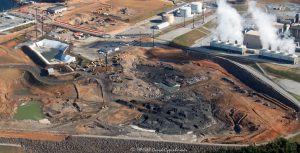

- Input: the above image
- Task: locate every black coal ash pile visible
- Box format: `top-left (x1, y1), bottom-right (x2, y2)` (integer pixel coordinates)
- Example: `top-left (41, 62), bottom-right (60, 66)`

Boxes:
top-left (135, 92), bottom-right (214, 134)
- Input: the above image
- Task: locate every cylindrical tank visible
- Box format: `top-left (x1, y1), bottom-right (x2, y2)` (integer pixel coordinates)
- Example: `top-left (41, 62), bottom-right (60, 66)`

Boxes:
top-left (191, 2), bottom-right (203, 14)
top-left (179, 6), bottom-right (192, 18)
top-left (162, 13), bottom-right (175, 24)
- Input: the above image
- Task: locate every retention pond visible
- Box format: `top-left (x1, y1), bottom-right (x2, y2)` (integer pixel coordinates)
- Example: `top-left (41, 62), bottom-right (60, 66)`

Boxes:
top-left (14, 101), bottom-right (44, 121)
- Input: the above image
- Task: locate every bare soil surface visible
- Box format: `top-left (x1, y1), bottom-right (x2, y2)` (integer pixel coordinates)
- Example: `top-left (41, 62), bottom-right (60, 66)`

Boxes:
top-left (0, 46), bottom-right (297, 144)
top-left (55, 0), bottom-right (172, 34)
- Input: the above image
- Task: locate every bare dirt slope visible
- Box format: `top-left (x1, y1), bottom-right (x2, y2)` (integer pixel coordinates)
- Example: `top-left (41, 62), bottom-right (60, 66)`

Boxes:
top-left (114, 47), bottom-right (299, 144)
top-left (56, 0), bottom-right (172, 34)
top-left (0, 46), bottom-right (297, 144)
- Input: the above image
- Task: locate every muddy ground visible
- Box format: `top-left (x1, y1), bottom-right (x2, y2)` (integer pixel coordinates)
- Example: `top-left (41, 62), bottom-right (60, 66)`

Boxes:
top-left (0, 45), bottom-right (298, 144)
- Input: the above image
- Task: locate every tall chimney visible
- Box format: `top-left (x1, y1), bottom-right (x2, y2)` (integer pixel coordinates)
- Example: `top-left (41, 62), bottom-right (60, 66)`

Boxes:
top-left (295, 14), bottom-right (299, 23)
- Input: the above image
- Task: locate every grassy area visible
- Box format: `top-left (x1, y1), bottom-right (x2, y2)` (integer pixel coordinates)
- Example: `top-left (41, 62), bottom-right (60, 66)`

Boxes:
top-left (289, 133), bottom-right (300, 144)
top-left (203, 20), bottom-right (217, 29)
top-left (232, 4), bottom-right (249, 12)
top-left (172, 27), bottom-right (208, 47)
top-left (260, 64), bottom-right (300, 83)
top-left (8, 23), bottom-right (35, 33)
top-left (214, 138), bottom-right (298, 153)
top-left (289, 92), bottom-right (300, 102)
top-left (14, 101), bottom-right (44, 121)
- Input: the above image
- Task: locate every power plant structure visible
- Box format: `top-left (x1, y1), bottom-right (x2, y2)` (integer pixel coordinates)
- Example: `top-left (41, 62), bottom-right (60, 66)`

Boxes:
top-left (209, 39), bottom-right (299, 64)
top-left (259, 49), bottom-right (299, 64)
top-left (210, 39), bottom-right (247, 55)
top-left (177, 6), bottom-right (193, 18)
top-left (175, 1), bottom-right (205, 17)
top-left (161, 13), bottom-right (175, 24)
top-left (153, 22), bottom-right (170, 29)
top-left (191, 2), bottom-right (204, 14)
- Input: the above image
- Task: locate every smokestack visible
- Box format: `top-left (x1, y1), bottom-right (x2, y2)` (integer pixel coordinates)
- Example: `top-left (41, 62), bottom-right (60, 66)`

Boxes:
top-left (295, 14), bottom-right (299, 23)
top-left (249, 1), bottom-right (296, 54)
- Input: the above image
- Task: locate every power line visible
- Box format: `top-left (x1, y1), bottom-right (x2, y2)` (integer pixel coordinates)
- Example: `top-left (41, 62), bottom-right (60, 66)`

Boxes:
top-left (152, 28), bottom-right (155, 47)
top-left (35, 8), bottom-right (38, 39)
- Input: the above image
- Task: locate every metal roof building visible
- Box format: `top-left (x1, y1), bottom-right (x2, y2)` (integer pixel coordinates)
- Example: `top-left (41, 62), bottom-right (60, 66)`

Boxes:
top-left (47, 6), bottom-right (67, 14)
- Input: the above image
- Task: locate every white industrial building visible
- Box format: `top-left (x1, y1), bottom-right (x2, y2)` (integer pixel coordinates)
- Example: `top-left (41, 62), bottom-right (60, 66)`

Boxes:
top-left (154, 22), bottom-right (170, 29)
top-left (176, 6), bottom-right (193, 18)
top-left (191, 2), bottom-right (205, 14)
top-left (210, 39), bottom-right (247, 54)
top-left (243, 30), bottom-right (262, 49)
top-left (259, 49), bottom-right (299, 64)
top-left (47, 6), bottom-right (67, 14)
top-left (28, 39), bottom-right (76, 65)
top-left (161, 13), bottom-right (175, 24)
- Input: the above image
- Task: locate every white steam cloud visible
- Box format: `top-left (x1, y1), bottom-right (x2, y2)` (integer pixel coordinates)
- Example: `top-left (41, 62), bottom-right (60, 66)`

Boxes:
top-left (248, 1), bottom-right (296, 54)
top-left (215, 0), bottom-right (244, 44)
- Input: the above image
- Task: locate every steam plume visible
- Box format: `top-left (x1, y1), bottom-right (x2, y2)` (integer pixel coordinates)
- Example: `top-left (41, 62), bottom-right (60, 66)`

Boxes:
top-left (215, 0), bottom-right (244, 44)
top-left (248, 1), bottom-right (296, 54)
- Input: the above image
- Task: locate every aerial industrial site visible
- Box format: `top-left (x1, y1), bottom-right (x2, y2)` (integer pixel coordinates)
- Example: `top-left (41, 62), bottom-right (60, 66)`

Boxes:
top-left (0, 0), bottom-right (299, 152)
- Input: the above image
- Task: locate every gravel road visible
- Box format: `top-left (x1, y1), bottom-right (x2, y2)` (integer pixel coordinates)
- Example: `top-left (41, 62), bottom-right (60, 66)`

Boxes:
top-left (0, 136), bottom-right (242, 153)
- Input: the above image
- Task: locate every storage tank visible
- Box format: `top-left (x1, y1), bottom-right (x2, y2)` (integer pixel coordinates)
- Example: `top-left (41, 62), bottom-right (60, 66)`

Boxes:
top-left (191, 2), bottom-right (203, 14)
top-left (178, 6), bottom-right (193, 18)
top-left (154, 22), bottom-right (170, 29)
top-left (162, 13), bottom-right (175, 24)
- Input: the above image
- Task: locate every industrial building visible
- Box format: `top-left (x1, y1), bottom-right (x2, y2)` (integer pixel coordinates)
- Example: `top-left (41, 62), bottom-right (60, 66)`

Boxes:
top-left (210, 39), bottom-right (247, 54)
top-left (28, 39), bottom-right (76, 65)
top-left (47, 6), bottom-right (67, 14)
top-left (154, 22), bottom-right (170, 29)
top-left (191, 2), bottom-right (204, 14)
top-left (243, 30), bottom-right (262, 49)
top-left (259, 49), bottom-right (299, 64)
top-left (161, 13), bottom-right (175, 24)
top-left (176, 6), bottom-right (193, 18)
top-left (290, 25), bottom-right (300, 42)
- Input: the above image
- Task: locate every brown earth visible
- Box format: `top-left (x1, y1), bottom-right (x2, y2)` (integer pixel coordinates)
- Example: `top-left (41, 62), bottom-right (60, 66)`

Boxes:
top-left (100, 106), bottom-right (142, 125)
top-left (55, 0), bottom-right (172, 34)
top-left (118, 47), bottom-right (299, 144)
top-left (0, 45), bottom-right (297, 144)
top-left (0, 131), bottom-right (67, 141)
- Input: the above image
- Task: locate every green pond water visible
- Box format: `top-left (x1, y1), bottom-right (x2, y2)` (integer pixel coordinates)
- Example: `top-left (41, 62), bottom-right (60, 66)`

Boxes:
top-left (14, 101), bottom-right (44, 121)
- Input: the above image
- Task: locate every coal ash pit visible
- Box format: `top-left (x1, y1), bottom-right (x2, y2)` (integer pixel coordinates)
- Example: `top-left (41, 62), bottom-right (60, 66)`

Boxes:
top-left (135, 95), bottom-right (214, 135)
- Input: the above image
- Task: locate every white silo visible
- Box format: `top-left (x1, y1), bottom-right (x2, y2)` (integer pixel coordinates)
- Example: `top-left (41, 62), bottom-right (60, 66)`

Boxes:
top-left (178, 6), bottom-right (193, 18)
top-left (191, 2), bottom-right (203, 14)
top-left (162, 13), bottom-right (175, 24)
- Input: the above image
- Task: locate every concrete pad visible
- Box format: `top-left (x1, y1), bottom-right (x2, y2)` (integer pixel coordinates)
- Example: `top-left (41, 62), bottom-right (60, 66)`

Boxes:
top-left (277, 79), bottom-right (300, 96)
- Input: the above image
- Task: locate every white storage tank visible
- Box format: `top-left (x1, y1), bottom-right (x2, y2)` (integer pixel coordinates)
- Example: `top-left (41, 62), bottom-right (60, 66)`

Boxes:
top-left (191, 2), bottom-right (203, 14)
top-left (178, 6), bottom-right (193, 18)
top-left (154, 22), bottom-right (170, 29)
top-left (288, 54), bottom-right (299, 64)
top-left (162, 13), bottom-right (175, 24)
